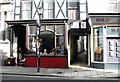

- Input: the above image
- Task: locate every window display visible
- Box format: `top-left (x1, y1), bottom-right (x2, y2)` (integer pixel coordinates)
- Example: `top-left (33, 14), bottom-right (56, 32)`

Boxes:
top-left (28, 25), bottom-right (65, 56)
top-left (93, 27), bottom-right (103, 62)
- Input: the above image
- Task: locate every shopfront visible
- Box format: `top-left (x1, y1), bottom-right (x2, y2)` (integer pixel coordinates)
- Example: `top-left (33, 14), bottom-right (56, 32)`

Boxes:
top-left (25, 19), bottom-right (68, 68)
top-left (90, 14), bottom-right (120, 70)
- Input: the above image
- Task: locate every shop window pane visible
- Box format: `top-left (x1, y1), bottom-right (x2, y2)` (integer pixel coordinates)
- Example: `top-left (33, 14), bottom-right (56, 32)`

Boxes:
top-left (29, 26), bottom-right (36, 34)
top-left (93, 27), bottom-right (103, 62)
top-left (56, 36), bottom-right (64, 55)
top-left (93, 37), bottom-right (103, 62)
top-left (28, 36), bottom-right (36, 54)
top-left (41, 26), bottom-right (46, 31)
top-left (93, 27), bottom-right (103, 37)
top-left (40, 31), bottom-right (55, 55)
top-left (56, 25), bottom-right (64, 34)
top-left (46, 25), bottom-right (54, 31)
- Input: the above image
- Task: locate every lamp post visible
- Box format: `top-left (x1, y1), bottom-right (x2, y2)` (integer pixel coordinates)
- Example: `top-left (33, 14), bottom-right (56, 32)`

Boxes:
top-left (37, 7), bottom-right (43, 72)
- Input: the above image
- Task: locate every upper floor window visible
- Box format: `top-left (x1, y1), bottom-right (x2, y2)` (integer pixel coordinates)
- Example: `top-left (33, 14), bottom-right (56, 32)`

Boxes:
top-left (107, 0), bottom-right (118, 12)
top-left (43, 0), bottom-right (54, 19)
top-left (68, 0), bottom-right (79, 20)
top-left (21, 1), bottom-right (32, 19)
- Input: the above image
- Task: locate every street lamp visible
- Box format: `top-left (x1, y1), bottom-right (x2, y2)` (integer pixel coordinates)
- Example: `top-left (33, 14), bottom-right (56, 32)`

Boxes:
top-left (37, 7), bottom-right (43, 72)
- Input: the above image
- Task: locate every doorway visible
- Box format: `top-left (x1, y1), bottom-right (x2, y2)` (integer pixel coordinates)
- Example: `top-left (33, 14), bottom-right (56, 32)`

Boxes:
top-left (12, 25), bottom-right (26, 63)
top-left (70, 35), bottom-right (88, 67)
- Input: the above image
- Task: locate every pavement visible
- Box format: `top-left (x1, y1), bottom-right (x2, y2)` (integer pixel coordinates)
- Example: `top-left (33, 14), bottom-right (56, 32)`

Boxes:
top-left (0, 65), bottom-right (119, 80)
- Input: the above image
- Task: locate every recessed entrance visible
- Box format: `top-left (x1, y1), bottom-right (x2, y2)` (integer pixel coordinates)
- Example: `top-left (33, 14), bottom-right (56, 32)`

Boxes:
top-left (68, 28), bottom-right (90, 67)
top-left (70, 35), bottom-right (88, 67)
top-left (12, 25), bottom-right (26, 63)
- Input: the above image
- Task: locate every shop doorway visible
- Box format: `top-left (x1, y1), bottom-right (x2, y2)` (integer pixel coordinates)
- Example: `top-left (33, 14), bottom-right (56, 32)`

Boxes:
top-left (12, 25), bottom-right (26, 63)
top-left (70, 35), bottom-right (89, 67)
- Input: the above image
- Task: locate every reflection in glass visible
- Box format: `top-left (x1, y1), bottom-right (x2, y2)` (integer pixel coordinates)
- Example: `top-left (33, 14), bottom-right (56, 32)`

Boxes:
top-left (93, 27), bottom-right (103, 62)
top-left (56, 25), bottom-right (64, 34)
top-left (40, 31), bottom-right (55, 54)
top-left (28, 36), bottom-right (36, 54)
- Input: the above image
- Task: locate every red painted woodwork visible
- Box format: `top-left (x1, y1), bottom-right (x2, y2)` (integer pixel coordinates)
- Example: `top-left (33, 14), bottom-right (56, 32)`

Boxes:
top-left (25, 55), bottom-right (68, 68)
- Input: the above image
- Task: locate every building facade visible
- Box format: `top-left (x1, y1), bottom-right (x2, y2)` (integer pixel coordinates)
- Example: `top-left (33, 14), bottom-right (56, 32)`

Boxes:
top-left (0, 0), bottom-right (13, 62)
top-left (1, 0), bottom-right (120, 70)
top-left (88, 0), bottom-right (120, 70)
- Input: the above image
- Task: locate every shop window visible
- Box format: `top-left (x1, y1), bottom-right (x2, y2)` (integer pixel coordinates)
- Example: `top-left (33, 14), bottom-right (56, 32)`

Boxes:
top-left (56, 25), bottom-right (64, 34)
top-left (28, 24), bottom-right (65, 55)
top-left (29, 26), bottom-right (37, 35)
top-left (46, 25), bottom-right (54, 31)
top-left (93, 27), bottom-right (103, 62)
top-left (56, 36), bottom-right (64, 55)
top-left (28, 36), bottom-right (36, 54)
top-left (40, 31), bottom-right (55, 54)
top-left (41, 26), bottom-right (46, 31)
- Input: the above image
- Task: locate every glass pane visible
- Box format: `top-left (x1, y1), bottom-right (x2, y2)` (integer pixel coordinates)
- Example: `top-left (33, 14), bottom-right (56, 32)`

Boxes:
top-left (43, 10), bottom-right (48, 18)
top-left (15, 15), bottom-right (20, 20)
top-left (68, 9), bottom-right (78, 20)
top-left (16, 0), bottom-right (20, 6)
top-left (80, 13), bottom-right (86, 20)
top-left (41, 26), bottom-right (46, 31)
top-left (56, 25), bottom-right (64, 34)
top-left (68, 0), bottom-right (78, 8)
top-left (43, 10), bottom-right (53, 19)
top-left (48, 10), bottom-right (53, 18)
top-left (29, 26), bottom-right (37, 34)
top-left (22, 1), bottom-right (32, 11)
top-left (40, 31), bottom-right (55, 55)
top-left (44, 0), bottom-right (53, 9)
top-left (93, 37), bottom-right (103, 62)
top-left (80, 4), bottom-right (86, 11)
top-left (22, 11), bottom-right (31, 19)
top-left (15, 7), bottom-right (20, 14)
top-left (56, 36), bottom-right (64, 46)
top-left (80, 0), bottom-right (86, 3)
top-left (93, 27), bottom-right (103, 62)
top-left (56, 36), bottom-right (64, 55)
top-left (93, 27), bottom-right (103, 37)
top-left (107, 4), bottom-right (117, 12)
top-left (46, 25), bottom-right (54, 31)
top-left (28, 36), bottom-right (36, 54)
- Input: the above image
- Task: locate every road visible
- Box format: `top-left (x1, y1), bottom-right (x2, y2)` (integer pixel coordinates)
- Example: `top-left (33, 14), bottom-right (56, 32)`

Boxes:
top-left (1, 74), bottom-right (68, 80)
top-left (1, 74), bottom-right (119, 81)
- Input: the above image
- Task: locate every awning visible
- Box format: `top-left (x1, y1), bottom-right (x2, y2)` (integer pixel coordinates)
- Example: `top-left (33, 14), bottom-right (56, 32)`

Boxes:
top-left (5, 20), bottom-right (38, 26)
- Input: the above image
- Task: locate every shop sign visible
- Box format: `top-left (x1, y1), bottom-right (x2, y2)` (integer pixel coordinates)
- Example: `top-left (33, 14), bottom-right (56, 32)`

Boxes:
top-left (90, 16), bottom-right (120, 25)
top-left (96, 17), bottom-right (110, 22)
top-left (107, 27), bottom-right (120, 36)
